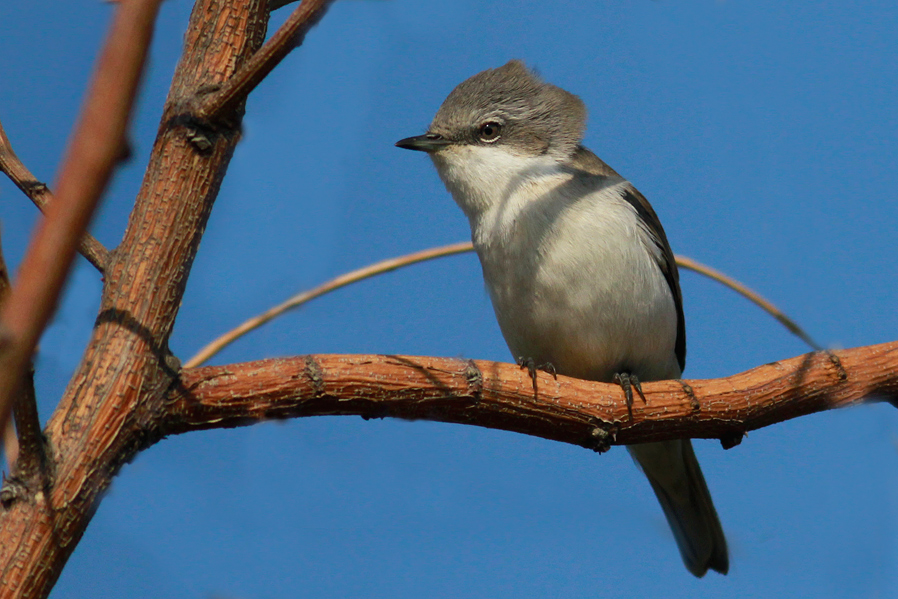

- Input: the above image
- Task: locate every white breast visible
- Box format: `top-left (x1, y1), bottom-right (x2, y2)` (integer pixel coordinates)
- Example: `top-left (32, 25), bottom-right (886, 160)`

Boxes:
top-left (434, 145), bottom-right (680, 383)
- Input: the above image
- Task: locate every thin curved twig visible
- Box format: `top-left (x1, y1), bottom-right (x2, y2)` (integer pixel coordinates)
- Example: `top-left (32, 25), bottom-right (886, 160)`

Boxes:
top-left (0, 120), bottom-right (110, 273)
top-left (676, 256), bottom-right (822, 350)
top-left (184, 241), bottom-right (473, 367)
top-left (186, 241), bottom-right (819, 368)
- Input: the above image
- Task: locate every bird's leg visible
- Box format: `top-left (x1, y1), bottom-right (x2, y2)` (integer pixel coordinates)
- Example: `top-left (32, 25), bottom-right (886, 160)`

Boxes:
top-left (613, 371), bottom-right (646, 420)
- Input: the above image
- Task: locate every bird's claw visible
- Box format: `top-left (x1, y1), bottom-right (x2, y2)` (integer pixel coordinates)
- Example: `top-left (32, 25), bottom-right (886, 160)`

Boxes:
top-left (614, 371), bottom-right (646, 420)
top-left (517, 357), bottom-right (557, 394)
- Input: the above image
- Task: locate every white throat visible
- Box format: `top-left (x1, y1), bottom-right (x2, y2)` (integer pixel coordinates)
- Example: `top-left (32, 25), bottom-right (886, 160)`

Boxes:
top-left (430, 145), bottom-right (566, 228)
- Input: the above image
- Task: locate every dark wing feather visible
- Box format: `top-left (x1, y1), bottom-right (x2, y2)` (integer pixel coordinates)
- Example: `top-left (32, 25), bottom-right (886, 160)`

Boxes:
top-left (620, 185), bottom-right (686, 372)
top-left (568, 145), bottom-right (621, 178)
top-left (569, 146), bottom-right (686, 371)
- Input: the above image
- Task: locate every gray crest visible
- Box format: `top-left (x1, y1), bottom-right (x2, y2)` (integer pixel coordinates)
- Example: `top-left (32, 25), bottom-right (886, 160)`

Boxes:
top-left (430, 60), bottom-right (587, 159)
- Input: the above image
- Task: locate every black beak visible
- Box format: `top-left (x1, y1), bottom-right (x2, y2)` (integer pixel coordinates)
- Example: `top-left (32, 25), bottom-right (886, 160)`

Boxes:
top-left (395, 133), bottom-right (452, 153)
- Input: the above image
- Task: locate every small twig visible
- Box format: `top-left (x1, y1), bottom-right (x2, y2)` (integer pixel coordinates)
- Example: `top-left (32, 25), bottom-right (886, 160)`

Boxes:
top-left (0, 231), bottom-right (19, 473)
top-left (0, 120), bottom-right (110, 273)
top-left (268, 0), bottom-right (298, 11)
top-left (0, 0), bottom-right (164, 436)
top-left (3, 417), bottom-right (16, 472)
top-left (0, 230), bottom-right (43, 483)
top-left (186, 241), bottom-right (819, 368)
top-left (184, 241), bottom-right (473, 367)
top-left (676, 255), bottom-right (823, 351)
top-left (10, 366), bottom-right (45, 481)
top-left (195, 0), bottom-right (333, 121)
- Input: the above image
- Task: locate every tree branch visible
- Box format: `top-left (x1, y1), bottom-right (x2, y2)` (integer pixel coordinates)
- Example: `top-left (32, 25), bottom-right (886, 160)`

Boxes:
top-left (2, 419), bottom-right (15, 473)
top-left (0, 0), bottom-right (163, 434)
top-left (0, 119), bottom-right (110, 273)
top-left (0, 0), bottom-right (875, 595)
top-left (0, 0), bottom-right (246, 593)
top-left (0, 226), bottom-right (47, 503)
top-left (195, 0), bottom-right (333, 121)
top-left (0, 366), bottom-right (48, 509)
top-left (166, 342), bottom-right (898, 449)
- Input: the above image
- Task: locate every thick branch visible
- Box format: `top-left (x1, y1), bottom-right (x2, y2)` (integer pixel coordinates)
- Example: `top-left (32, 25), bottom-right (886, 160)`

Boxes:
top-left (0, 0), bottom-right (268, 595)
top-left (166, 342), bottom-right (898, 448)
top-left (0, 0), bottom-right (162, 433)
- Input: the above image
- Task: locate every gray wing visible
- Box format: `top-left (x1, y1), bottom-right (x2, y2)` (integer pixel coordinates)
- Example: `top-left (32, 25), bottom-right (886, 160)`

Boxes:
top-left (569, 146), bottom-right (686, 371)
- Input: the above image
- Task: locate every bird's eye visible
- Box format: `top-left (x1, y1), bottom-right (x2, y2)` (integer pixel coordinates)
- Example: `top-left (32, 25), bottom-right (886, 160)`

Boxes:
top-left (478, 122), bottom-right (502, 143)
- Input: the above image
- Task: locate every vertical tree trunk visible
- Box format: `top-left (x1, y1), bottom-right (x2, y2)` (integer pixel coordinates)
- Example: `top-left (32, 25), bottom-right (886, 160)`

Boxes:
top-left (0, 1), bottom-right (267, 595)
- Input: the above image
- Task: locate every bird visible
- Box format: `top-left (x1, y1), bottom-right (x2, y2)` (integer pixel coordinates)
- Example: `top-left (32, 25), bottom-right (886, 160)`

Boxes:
top-left (395, 59), bottom-right (728, 577)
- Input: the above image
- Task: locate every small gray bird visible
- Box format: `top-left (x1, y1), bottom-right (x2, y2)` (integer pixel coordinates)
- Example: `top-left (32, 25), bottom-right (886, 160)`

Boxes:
top-left (396, 60), bottom-right (728, 577)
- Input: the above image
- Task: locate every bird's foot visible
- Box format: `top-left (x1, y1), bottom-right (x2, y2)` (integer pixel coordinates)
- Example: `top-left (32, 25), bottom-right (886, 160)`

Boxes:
top-left (613, 371), bottom-right (646, 420)
top-left (517, 357), bottom-right (557, 394)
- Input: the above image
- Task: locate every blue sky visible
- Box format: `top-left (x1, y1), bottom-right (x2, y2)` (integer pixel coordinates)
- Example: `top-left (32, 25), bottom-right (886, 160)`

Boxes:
top-left (2, 0), bottom-right (897, 597)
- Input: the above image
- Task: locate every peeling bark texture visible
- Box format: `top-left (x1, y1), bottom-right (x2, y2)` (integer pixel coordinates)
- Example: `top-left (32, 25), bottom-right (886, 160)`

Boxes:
top-left (166, 343), bottom-right (898, 449)
top-left (0, 0), bottom-right (268, 596)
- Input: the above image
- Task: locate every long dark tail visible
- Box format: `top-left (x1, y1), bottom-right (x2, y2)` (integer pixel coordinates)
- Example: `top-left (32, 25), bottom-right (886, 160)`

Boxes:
top-left (628, 439), bottom-right (728, 577)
